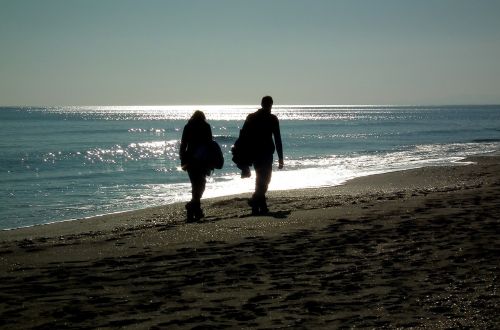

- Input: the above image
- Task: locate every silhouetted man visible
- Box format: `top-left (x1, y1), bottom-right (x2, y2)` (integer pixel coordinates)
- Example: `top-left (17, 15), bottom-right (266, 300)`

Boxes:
top-left (241, 96), bottom-right (284, 215)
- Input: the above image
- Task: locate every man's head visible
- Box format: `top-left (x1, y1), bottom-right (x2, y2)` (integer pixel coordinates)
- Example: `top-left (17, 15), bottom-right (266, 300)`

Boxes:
top-left (261, 96), bottom-right (273, 110)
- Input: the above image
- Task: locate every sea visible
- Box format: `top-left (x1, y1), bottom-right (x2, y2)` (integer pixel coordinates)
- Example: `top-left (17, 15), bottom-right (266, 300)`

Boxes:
top-left (1, 105), bottom-right (499, 230)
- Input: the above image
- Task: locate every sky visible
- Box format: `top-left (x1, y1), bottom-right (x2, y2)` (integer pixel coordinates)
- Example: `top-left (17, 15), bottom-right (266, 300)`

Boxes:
top-left (1, 0), bottom-right (500, 106)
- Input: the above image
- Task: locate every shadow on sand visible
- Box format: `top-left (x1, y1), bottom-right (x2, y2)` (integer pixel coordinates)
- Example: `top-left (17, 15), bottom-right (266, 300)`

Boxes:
top-left (239, 210), bottom-right (291, 219)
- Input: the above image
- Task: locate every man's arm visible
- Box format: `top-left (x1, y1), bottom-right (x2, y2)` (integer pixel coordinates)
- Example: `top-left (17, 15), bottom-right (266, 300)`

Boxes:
top-left (273, 117), bottom-right (284, 169)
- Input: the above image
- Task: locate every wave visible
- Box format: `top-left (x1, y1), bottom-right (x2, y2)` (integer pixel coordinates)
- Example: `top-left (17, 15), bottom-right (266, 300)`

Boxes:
top-left (128, 128), bottom-right (166, 134)
top-left (471, 138), bottom-right (500, 143)
top-left (213, 135), bottom-right (238, 143)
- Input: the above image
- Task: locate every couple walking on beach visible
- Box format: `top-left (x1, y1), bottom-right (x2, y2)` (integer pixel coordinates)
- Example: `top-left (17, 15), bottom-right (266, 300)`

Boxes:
top-left (179, 96), bottom-right (284, 222)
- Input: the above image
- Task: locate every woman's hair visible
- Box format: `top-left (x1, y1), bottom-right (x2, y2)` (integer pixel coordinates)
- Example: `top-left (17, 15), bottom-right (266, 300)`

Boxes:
top-left (190, 110), bottom-right (206, 121)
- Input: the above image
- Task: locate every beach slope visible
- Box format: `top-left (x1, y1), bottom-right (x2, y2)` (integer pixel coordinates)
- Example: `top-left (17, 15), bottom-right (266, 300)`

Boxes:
top-left (1, 156), bottom-right (499, 328)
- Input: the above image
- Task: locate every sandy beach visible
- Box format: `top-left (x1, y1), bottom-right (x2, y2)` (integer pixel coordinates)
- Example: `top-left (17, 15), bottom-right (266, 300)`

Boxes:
top-left (1, 155), bottom-right (499, 329)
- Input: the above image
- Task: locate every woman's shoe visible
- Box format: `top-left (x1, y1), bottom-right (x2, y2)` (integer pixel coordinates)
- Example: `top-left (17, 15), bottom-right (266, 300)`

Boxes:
top-left (194, 208), bottom-right (204, 220)
top-left (185, 202), bottom-right (196, 222)
top-left (241, 166), bottom-right (251, 178)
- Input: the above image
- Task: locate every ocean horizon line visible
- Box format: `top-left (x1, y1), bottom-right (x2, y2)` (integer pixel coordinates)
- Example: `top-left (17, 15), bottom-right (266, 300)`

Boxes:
top-left (1, 103), bottom-right (500, 109)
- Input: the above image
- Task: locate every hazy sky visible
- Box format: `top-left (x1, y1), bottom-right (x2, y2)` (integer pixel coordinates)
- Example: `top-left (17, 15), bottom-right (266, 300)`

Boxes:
top-left (1, 0), bottom-right (499, 105)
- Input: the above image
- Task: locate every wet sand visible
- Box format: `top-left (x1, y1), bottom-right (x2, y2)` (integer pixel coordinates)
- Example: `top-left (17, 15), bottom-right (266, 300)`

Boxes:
top-left (0, 155), bottom-right (499, 329)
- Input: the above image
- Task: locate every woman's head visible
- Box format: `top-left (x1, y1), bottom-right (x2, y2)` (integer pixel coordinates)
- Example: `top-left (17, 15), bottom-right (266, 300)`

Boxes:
top-left (190, 110), bottom-right (206, 122)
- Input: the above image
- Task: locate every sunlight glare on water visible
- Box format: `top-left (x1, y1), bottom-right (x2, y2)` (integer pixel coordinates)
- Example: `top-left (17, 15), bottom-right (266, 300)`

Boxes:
top-left (35, 105), bottom-right (401, 121)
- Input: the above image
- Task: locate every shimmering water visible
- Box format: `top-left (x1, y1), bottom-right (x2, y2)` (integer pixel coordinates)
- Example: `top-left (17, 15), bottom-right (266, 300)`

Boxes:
top-left (1, 105), bottom-right (499, 229)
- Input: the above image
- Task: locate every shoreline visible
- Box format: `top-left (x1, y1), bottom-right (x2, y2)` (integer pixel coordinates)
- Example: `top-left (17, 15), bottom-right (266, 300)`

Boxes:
top-left (0, 155), bottom-right (480, 234)
top-left (1, 155), bottom-right (499, 328)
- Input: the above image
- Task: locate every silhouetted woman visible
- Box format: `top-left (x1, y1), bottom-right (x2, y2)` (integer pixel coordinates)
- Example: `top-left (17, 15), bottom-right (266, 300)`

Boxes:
top-left (179, 110), bottom-right (213, 222)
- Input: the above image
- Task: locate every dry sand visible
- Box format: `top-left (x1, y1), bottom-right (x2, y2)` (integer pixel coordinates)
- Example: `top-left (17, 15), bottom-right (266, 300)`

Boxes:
top-left (0, 155), bottom-right (499, 329)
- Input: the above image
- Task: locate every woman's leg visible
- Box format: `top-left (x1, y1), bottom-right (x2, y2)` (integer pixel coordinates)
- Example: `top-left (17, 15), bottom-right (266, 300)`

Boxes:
top-left (187, 169), bottom-right (206, 220)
